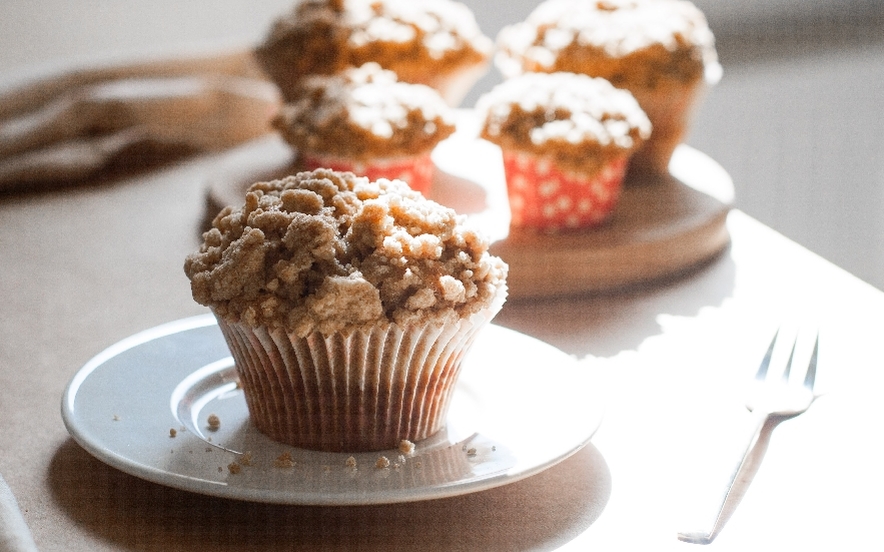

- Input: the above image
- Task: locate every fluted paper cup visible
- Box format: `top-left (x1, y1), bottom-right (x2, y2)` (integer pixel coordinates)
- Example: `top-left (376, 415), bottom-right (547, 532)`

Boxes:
top-left (300, 152), bottom-right (435, 197)
top-left (215, 304), bottom-right (500, 452)
top-left (502, 150), bottom-right (628, 231)
top-left (627, 78), bottom-right (711, 175)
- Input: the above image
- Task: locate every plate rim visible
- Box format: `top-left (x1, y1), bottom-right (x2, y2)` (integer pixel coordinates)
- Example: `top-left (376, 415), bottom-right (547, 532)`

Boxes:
top-left (61, 314), bottom-right (604, 505)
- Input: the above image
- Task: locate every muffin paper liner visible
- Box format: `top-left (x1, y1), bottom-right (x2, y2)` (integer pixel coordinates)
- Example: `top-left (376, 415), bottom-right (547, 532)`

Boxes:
top-left (629, 79), bottom-right (709, 174)
top-left (215, 305), bottom-right (499, 452)
top-left (502, 151), bottom-right (628, 231)
top-left (301, 152), bottom-right (435, 197)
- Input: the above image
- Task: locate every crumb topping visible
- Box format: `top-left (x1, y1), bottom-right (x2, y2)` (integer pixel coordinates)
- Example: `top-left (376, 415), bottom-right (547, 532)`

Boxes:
top-left (275, 452), bottom-right (296, 468)
top-left (398, 439), bottom-right (416, 455)
top-left (273, 63), bottom-right (456, 160)
top-left (256, 0), bottom-right (492, 99)
top-left (185, 169), bottom-right (507, 337)
top-left (495, 0), bottom-right (719, 88)
top-left (207, 413), bottom-right (221, 431)
top-left (477, 72), bottom-right (651, 173)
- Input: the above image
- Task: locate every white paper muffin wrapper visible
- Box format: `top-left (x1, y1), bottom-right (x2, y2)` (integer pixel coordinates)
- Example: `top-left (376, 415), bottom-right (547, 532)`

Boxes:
top-left (216, 306), bottom-right (499, 452)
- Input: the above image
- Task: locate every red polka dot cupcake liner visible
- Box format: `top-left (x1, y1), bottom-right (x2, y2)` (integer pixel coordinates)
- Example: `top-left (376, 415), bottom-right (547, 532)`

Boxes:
top-left (301, 153), bottom-right (435, 197)
top-left (502, 151), bottom-right (628, 231)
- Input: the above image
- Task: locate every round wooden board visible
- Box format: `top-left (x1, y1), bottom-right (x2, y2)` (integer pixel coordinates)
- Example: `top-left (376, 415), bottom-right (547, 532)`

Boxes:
top-left (489, 148), bottom-right (733, 299)
top-left (205, 122), bottom-right (733, 300)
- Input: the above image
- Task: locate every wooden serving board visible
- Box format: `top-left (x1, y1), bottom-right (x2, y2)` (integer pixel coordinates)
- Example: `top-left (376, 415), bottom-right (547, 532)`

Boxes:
top-left (205, 123), bottom-right (732, 300)
top-left (487, 148), bottom-right (733, 299)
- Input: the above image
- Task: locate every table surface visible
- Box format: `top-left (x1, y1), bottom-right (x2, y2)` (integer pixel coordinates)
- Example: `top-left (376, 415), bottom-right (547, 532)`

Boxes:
top-left (3, 4), bottom-right (884, 551)
top-left (2, 122), bottom-right (883, 552)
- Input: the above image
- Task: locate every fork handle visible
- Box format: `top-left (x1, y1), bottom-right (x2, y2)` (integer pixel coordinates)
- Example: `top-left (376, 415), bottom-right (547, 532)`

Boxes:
top-left (678, 411), bottom-right (777, 544)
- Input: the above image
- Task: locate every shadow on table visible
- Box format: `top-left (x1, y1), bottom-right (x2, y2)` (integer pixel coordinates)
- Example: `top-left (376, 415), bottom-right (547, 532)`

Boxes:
top-left (494, 245), bottom-right (737, 359)
top-left (48, 438), bottom-right (611, 551)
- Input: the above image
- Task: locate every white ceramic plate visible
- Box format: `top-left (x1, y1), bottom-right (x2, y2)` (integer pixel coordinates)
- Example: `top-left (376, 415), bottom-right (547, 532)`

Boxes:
top-left (61, 314), bottom-right (603, 505)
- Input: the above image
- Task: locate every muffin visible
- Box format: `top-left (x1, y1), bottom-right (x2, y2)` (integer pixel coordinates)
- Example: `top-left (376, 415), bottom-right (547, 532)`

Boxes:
top-left (495, 0), bottom-right (721, 174)
top-left (477, 71), bottom-right (651, 231)
top-left (255, 0), bottom-right (493, 106)
top-left (273, 63), bottom-right (456, 197)
top-left (184, 169), bottom-right (508, 452)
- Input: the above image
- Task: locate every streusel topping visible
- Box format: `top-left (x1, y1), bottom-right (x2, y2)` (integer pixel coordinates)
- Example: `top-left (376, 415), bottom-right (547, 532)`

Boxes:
top-left (477, 72), bottom-right (651, 173)
top-left (495, 0), bottom-right (719, 88)
top-left (185, 170), bottom-right (507, 337)
top-left (273, 63), bottom-right (456, 160)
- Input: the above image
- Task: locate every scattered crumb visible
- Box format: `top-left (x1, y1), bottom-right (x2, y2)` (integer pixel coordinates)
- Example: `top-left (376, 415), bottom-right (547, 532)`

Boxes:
top-left (375, 456), bottom-right (390, 469)
top-left (205, 448), bottom-right (213, 453)
top-left (415, 461), bottom-right (423, 469)
top-left (240, 451), bottom-right (253, 466)
top-left (112, 414), bottom-right (120, 421)
top-left (323, 465), bottom-right (332, 473)
top-left (466, 447), bottom-right (477, 457)
top-left (492, 446), bottom-right (497, 452)
top-left (399, 440), bottom-right (415, 455)
top-left (275, 452), bottom-right (295, 468)
top-left (207, 413), bottom-right (221, 431)
top-left (346, 456), bottom-right (358, 469)
top-left (228, 462), bottom-right (242, 475)
top-left (218, 466), bottom-right (223, 473)
top-left (397, 454), bottom-right (407, 465)
top-left (169, 428), bottom-right (177, 438)
top-left (206, 436), bottom-right (213, 443)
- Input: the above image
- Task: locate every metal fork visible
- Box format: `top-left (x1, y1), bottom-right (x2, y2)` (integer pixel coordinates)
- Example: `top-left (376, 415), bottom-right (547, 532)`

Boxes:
top-left (678, 329), bottom-right (819, 545)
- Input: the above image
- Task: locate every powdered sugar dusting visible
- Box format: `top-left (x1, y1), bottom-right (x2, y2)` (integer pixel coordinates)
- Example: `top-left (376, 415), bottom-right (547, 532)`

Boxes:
top-left (274, 63), bottom-right (456, 159)
top-left (496, 0), bottom-right (718, 82)
top-left (344, 0), bottom-right (491, 59)
top-left (478, 72), bottom-right (651, 150)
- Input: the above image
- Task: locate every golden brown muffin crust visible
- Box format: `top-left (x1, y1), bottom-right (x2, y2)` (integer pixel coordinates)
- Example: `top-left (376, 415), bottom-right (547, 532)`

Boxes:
top-left (477, 72), bottom-right (651, 174)
top-left (256, 0), bottom-right (492, 100)
top-left (272, 63), bottom-right (456, 161)
top-left (495, 0), bottom-right (719, 89)
top-left (185, 170), bottom-right (507, 337)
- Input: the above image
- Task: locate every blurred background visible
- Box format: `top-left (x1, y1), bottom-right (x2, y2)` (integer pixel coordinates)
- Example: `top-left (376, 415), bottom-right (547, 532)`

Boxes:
top-left (2, 0), bottom-right (883, 289)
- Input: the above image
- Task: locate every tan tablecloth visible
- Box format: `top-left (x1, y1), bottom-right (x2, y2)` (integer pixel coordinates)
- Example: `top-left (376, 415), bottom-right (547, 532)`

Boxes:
top-left (3, 2), bottom-right (884, 549)
top-left (1, 146), bottom-right (883, 550)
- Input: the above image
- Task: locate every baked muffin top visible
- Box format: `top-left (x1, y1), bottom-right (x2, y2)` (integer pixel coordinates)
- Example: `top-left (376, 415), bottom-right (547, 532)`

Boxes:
top-left (256, 0), bottom-right (493, 100)
top-left (477, 72), bottom-right (652, 174)
top-left (495, 0), bottom-right (720, 89)
top-left (185, 169), bottom-right (507, 337)
top-left (273, 63), bottom-right (456, 161)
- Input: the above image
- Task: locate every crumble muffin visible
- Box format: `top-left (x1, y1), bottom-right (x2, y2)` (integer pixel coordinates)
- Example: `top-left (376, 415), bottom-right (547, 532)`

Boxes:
top-left (273, 62), bottom-right (456, 196)
top-left (256, 0), bottom-right (493, 106)
top-left (495, 0), bottom-right (720, 174)
top-left (184, 169), bottom-right (507, 452)
top-left (477, 71), bottom-right (651, 230)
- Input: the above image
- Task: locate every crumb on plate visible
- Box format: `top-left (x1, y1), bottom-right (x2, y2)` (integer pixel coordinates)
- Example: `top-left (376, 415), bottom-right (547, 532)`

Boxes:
top-left (207, 413), bottom-right (221, 431)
